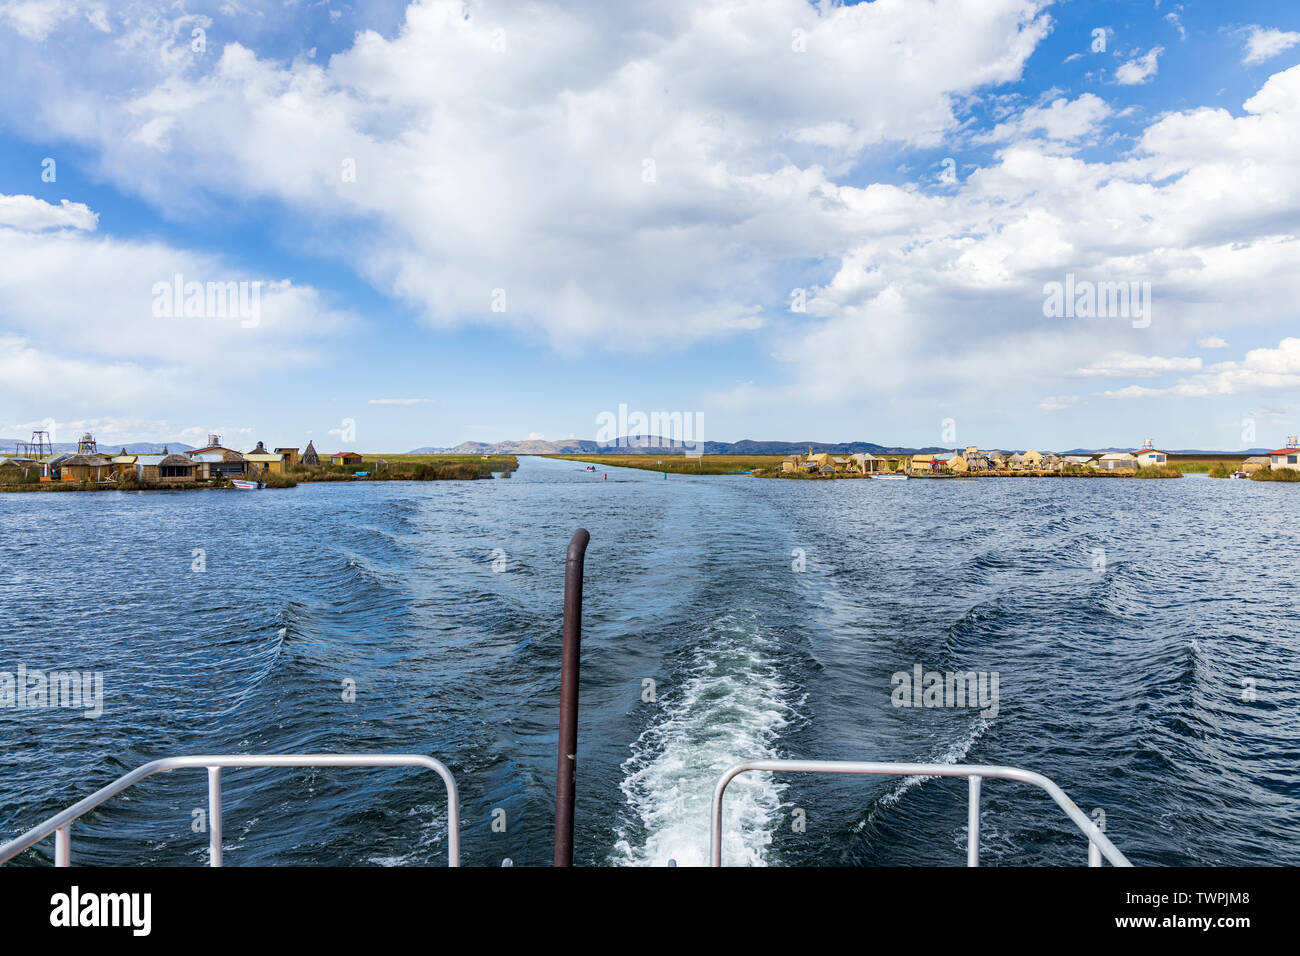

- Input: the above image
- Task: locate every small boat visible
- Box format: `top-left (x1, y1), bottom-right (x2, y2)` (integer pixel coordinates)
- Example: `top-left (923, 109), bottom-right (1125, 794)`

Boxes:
top-left (231, 479), bottom-right (262, 490)
top-left (585, 465), bottom-right (596, 471)
top-left (1231, 471), bottom-right (1250, 480)
top-left (871, 473), bottom-right (908, 480)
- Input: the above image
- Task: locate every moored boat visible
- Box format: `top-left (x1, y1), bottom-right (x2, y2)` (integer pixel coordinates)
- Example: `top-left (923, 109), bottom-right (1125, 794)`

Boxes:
top-left (231, 479), bottom-right (262, 490)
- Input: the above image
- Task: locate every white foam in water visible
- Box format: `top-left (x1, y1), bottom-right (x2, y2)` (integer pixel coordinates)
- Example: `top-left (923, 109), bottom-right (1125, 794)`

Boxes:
top-left (611, 615), bottom-right (794, 867)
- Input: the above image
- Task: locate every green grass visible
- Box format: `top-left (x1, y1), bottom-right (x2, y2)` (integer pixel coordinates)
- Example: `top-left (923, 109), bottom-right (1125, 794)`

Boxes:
top-left (1250, 467), bottom-right (1300, 482)
top-left (0, 467), bottom-right (39, 485)
top-left (293, 454), bottom-right (518, 482)
top-left (548, 454), bottom-right (784, 475)
top-left (1134, 465), bottom-right (1183, 478)
top-left (0, 480), bottom-right (96, 493)
top-left (1168, 455), bottom-right (1246, 474)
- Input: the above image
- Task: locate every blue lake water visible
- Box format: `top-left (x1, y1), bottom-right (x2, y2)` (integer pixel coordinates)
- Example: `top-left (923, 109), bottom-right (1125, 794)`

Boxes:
top-left (1, 456), bottom-right (1297, 866)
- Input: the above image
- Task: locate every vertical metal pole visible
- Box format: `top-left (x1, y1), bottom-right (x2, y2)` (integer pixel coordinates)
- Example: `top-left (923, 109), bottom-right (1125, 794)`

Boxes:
top-left (967, 775), bottom-right (980, 867)
top-left (207, 766), bottom-right (223, 867)
top-left (446, 786), bottom-right (460, 867)
top-left (554, 528), bottom-right (590, 867)
top-left (54, 825), bottom-right (70, 867)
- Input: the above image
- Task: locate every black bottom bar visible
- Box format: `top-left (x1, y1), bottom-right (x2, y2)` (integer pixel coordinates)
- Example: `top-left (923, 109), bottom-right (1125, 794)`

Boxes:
top-left (0, 865), bottom-right (1274, 940)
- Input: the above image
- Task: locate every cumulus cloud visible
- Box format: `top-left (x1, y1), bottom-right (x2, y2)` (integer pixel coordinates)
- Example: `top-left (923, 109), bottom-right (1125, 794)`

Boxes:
top-left (977, 93), bottom-right (1112, 144)
top-left (3, 1), bottom-right (1300, 427)
top-left (1105, 338), bottom-right (1300, 398)
top-left (772, 65), bottom-right (1300, 402)
top-left (0, 194), bottom-right (97, 231)
top-left (1115, 46), bottom-right (1163, 85)
top-left (1242, 26), bottom-right (1300, 65)
top-left (0, 194), bottom-right (354, 406)
top-left (0, 0), bottom-right (1055, 354)
top-left (1198, 335), bottom-right (1228, 349)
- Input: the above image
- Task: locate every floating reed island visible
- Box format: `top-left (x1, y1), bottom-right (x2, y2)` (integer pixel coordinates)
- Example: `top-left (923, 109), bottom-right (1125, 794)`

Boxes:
top-left (761, 442), bottom-right (1185, 478)
top-left (552, 438), bottom-right (1300, 482)
top-left (0, 432), bottom-right (517, 492)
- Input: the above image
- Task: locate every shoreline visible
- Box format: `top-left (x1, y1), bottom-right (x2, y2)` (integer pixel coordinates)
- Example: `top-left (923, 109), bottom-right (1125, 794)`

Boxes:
top-left (0, 454), bottom-right (520, 493)
top-left (548, 454), bottom-right (1187, 480)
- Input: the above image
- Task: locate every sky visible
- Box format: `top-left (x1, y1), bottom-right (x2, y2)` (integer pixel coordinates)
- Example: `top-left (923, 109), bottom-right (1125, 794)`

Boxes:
top-left (1, 0), bottom-right (1299, 453)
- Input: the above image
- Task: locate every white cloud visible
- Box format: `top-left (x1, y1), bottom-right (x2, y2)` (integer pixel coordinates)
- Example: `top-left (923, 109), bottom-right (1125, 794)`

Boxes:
top-left (0, 194), bottom-right (354, 407)
top-left (1198, 335), bottom-right (1228, 349)
top-left (1242, 26), bottom-right (1300, 65)
top-left (0, 335), bottom-right (158, 405)
top-left (0, 0), bottom-right (1055, 353)
top-left (0, 194), bottom-right (97, 231)
top-left (1165, 10), bottom-right (1186, 42)
top-left (765, 65), bottom-right (1300, 404)
top-left (1072, 351), bottom-right (1203, 377)
top-left (1039, 395), bottom-right (1079, 411)
top-left (1115, 46), bottom-right (1163, 85)
top-left (5, 2), bottom-right (1300, 428)
top-left (1105, 338), bottom-right (1300, 397)
top-left (977, 93), bottom-right (1112, 144)
top-left (0, 0), bottom-right (81, 40)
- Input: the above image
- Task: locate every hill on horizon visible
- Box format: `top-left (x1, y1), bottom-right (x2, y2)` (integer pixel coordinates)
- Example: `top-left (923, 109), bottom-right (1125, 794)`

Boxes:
top-left (411, 437), bottom-right (1276, 457)
top-left (413, 436), bottom-right (955, 456)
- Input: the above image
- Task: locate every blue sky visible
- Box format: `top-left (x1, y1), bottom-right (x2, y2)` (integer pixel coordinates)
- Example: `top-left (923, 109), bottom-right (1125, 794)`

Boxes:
top-left (2, 0), bottom-right (1300, 452)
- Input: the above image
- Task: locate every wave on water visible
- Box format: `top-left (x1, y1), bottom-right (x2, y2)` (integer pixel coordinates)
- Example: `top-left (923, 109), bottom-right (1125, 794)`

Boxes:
top-left (610, 614), bottom-right (797, 867)
top-left (853, 715), bottom-right (991, 834)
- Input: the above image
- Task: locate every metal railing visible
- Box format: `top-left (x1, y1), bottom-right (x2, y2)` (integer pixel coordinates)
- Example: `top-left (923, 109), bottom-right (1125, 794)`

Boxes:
top-left (0, 754), bottom-right (460, 867)
top-left (710, 759), bottom-right (1131, 867)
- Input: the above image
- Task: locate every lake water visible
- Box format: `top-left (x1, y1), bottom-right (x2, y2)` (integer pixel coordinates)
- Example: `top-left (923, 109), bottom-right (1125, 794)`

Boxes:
top-left (1, 456), bottom-right (1297, 866)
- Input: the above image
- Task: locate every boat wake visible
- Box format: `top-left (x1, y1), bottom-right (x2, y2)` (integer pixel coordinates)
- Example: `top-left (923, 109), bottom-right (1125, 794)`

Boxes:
top-left (610, 614), bottom-right (797, 867)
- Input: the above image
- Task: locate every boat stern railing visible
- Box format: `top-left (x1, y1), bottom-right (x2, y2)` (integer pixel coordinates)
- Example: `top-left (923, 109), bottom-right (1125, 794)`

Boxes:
top-left (710, 759), bottom-right (1131, 867)
top-left (0, 753), bottom-right (460, 867)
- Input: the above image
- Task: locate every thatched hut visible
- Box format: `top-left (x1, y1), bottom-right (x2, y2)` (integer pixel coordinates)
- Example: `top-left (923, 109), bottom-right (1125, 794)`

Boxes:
top-left (157, 451), bottom-right (197, 485)
top-left (59, 453), bottom-right (112, 482)
top-left (301, 441), bottom-right (319, 466)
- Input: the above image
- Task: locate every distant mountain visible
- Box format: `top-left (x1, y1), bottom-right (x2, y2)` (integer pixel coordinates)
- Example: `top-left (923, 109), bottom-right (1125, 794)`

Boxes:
top-left (716, 439), bottom-right (951, 455)
top-left (412, 436), bottom-right (954, 455)
top-left (2, 439), bottom-right (194, 455)
top-left (410, 439), bottom-right (601, 455)
top-left (414, 436), bottom-right (1274, 457)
